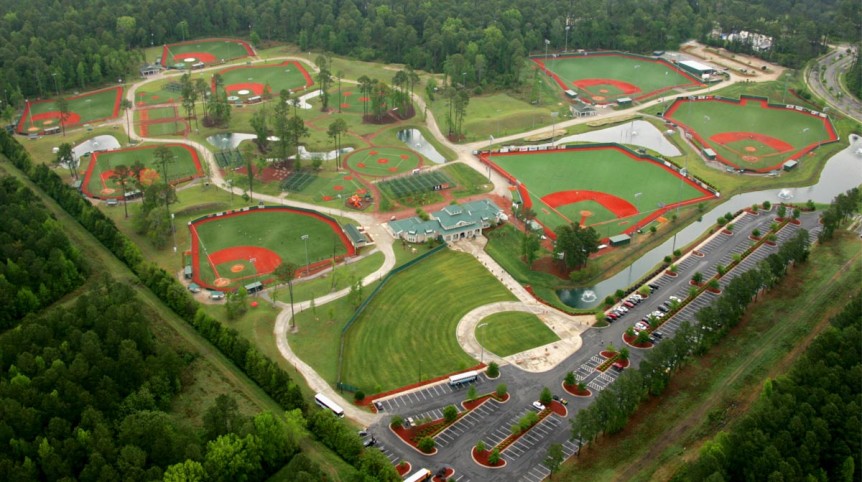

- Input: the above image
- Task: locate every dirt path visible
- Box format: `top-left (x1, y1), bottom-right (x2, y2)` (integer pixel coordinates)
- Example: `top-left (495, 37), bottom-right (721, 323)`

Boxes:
top-left (614, 249), bottom-right (862, 482)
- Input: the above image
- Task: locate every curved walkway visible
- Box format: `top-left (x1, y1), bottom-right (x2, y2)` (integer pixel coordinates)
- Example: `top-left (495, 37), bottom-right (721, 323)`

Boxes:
top-left (455, 301), bottom-right (587, 373)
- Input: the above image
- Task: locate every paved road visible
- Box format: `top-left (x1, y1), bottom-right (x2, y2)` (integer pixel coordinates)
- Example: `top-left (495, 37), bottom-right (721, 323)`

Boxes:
top-left (368, 210), bottom-right (821, 481)
top-left (806, 44), bottom-right (862, 122)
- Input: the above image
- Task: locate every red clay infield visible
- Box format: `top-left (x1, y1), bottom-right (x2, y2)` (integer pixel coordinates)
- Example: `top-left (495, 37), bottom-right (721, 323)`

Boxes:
top-left (573, 78), bottom-right (641, 95)
top-left (541, 190), bottom-right (638, 218)
top-left (225, 82), bottom-right (267, 96)
top-left (30, 111), bottom-right (82, 126)
top-left (709, 131), bottom-right (794, 152)
top-left (170, 52), bottom-right (217, 64)
top-left (209, 246), bottom-right (282, 276)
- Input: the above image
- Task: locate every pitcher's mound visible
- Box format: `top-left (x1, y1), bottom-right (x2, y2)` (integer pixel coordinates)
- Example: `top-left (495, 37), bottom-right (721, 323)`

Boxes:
top-left (744, 146), bottom-right (757, 152)
top-left (230, 264), bottom-right (245, 273)
top-left (214, 277), bottom-right (231, 287)
top-left (580, 210), bottom-right (593, 217)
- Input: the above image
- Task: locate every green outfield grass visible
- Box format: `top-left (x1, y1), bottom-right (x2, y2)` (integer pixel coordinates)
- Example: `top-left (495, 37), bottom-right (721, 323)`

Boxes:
top-left (81, 144), bottom-right (202, 198)
top-left (344, 146), bottom-right (423, 177)
top-left (192, 207), bottom-right (350, 289)
top-left (664, 97), bottom-right (833, 171)
top-left (489, 146), bottom-right (708, 237)
top-left (163, 38), bottom-right (252, 67)
top-left (273, 251), bottom-right (386, 304)
top-left (476, 311), bottom-right (560, 357)
top-left (536, 53), bottom-right (700, 104)
top-left (134, 78), bottom-right (184, 107)
top-left (17, 87), bottom-right (122, 134)
top-left (216, 61), bottom-right (313, 98)
top-left (341, 250), bottom-right (516, 392)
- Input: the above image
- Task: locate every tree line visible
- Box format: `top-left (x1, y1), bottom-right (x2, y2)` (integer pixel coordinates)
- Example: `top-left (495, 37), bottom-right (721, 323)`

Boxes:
top-left (675, 294), bottom-right (861, 482)
top-left (0, 175), bottom-right (88, 328)
top-left (0, 0), bottom-right (858, 110)
top-left (818, 187), bottom-right (861, 242)
top-left (570, 228), bottom-right (813, 448)
top-left (0, 130), bottom-right (399, 481)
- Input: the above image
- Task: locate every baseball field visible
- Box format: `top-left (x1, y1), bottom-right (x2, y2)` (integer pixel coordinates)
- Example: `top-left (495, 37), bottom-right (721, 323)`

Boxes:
top-left (81, 143), bottom-right (203, 199)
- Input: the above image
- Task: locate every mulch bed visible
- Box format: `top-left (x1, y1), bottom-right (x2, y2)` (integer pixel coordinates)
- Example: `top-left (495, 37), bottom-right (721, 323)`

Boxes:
top-left (623, 333), bottom-right (653, 348)
top-left (461, 392), bottom-right (509, 411)
top-left (432, 467), bottom-right (455, 482)
top-left (472, 447), bottom-right (507, 468)
top-left (563, 383), bottom-right (592, 397)
top-left (549, 400), bottom-right (567, 417)
top-left (396, 462), bottom-right (411, 477)
top-left (665, 270), bottom-right (678, 277)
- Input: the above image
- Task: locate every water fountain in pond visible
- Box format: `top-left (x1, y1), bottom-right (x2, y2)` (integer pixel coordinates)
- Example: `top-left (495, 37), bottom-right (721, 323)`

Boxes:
top-left (580, 290), bottom-right (598, 303)
top-left (777, 189), bottom-right (794, 201)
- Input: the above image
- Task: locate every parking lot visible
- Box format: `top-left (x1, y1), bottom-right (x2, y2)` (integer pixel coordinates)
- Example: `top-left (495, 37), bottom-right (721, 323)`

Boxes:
top-left (436, 400), bottom-right (502, 448)
top-left (587, 369), bottom-right (620, 393)
top-left (375, 374), bottom-right (490, 413)
top-left (519, 439), bottom-right (580, 482)
top-left (574, 354), bottom-right (605, 381)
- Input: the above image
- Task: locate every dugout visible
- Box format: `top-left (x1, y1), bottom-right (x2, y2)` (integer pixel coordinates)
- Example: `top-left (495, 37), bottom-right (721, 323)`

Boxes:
top-left (702, 148), bottom-right (717, 160)
top-left (244, 281), bottom-right (263, 294)
top-left (44, 126), bottom-right (60, 135)
top-left (609, 234), bottom-right (631, 247)
top-left (246, 96), bottom-right (262, 104)
top-left (184, 265), bottom-right (193, 279)
top-left (782, 160), bottom-right (798, 171)
top-left (564, 89), bottom-right (579, 99)
top-left (617, 97), bottom-right (633, 107)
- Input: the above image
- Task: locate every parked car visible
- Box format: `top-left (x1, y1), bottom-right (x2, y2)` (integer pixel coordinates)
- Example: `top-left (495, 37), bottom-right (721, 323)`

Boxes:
top-left (532, 401), bottom-right (546, 411)
top-left (635, 321), bottom-right (650, 332)
top-left (669, 295), bottom-right (682, 303)
top-left (657, 305), bottom-right (670, 313)
top-left (623, 301), bottom-right (635, 308)
top-left (611, 361), bottom-right (626, 372)
top-left (649, 283), bottom-right (660, 291)
top-left (552, 395), bottom-right (568, 405)
top-left (653, 331), bottom-right (665, 339)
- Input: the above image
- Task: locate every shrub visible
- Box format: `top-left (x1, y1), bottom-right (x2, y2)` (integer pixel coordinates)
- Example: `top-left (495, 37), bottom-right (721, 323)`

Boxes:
top-left (539, 387), bottom-right (553, 406)
top-left (443, 405), bottom-right (458, 423)
top-left (466, 385), bottom-right (477, 402)
top-left (564, 372), bottom-right (576, 386)
top-left (475, 440), bottom-right (486, 452)
top-left (664, 255), bottom-right (672, 263)
top-left (717, 217), bottom-right (728, 227)
top-left (417, 436), bottom-right (435, 453)
top-left (673, 249), bottom-right (682, 258)
top-left (762, 200), bottom-right (771, 210)
top-left (496, 384), bottom-right (508, 398)
top-left (488, 448), bottom-right (501, 465)
top-left (354, 390), bottom-right (365, 402)
top-left (638, 285), bottom-right (651, 297)
top-left (649, 225), bottom-right (657, 234)
top-left (511, 424), bottom-right (521, 435)
top-left (391, 415), bottom-right (403, 428)
top-left (752, 228), bottom-right (761, 238)
top-left (636, 330), bottom-right (651, 344)
top-left (486, 361), bottom-right (499, 378)
top-left (724, 212), bottom-right (734, 221)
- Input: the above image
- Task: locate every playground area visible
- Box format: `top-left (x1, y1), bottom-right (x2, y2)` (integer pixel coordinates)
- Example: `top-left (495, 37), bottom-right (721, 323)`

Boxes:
top-left (80, 144), bottom-right (203, 199)
top-left (344, 147), bottom-right (423, 177)
top-left (483, 144), bottom-right (714, 239)
top-left (664, 95), bottom-right (838, 172)
top-left (188, 206), bottom-right (355, 290)
top-left (161, 38), bottom-right (254, 68)
top-left (16, 87), bottom-right (123, 134)
top-left (533, 52), bottom-right (701, 104)
top-left (215, 61), bottom-right (313, 100)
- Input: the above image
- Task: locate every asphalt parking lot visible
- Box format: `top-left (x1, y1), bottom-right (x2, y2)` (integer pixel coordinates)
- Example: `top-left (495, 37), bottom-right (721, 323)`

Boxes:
top-left (375, 373), bottom-right (490, 413)
top-left (435, 400), bottom-right (502, 448)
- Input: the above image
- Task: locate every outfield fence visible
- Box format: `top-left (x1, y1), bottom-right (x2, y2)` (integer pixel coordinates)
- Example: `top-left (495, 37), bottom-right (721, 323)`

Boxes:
top-left (336, 242), bottom-right (447, 391)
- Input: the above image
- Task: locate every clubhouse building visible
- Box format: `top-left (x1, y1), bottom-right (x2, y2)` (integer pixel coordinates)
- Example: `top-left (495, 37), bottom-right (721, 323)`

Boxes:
top-left (386, 199), bottom-right (506, 243)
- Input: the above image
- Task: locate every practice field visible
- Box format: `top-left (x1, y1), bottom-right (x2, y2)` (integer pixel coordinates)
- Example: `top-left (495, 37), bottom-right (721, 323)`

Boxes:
top-left (533, 53), bottom-right (701, 104)
top-left (81, 144), bottom-right (203, 199)
top-left (341, 250), bottom-right (516, 393)
top-left (137, 105), bottom-right (189, 136)
top-left (215, 61), bottom-right (313, 99)
top-left (189, 206), bottom-right (355, 290)
top-left (484, 145), bottom-right (713, 238)
top-left (344, 147), bottom-right (423, 177)
top-left (161, 38), bottom-right (254, 68)
top-left (475, 312), bottom-right (560, 358)
top-left (17, 87), bottom-right (123, 134)
top-left (664, 95), bottom-right (838, 172)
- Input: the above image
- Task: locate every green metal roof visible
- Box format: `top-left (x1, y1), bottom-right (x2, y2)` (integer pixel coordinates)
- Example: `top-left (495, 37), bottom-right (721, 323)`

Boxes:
top-left (343, 224), bottom-right (367, 245)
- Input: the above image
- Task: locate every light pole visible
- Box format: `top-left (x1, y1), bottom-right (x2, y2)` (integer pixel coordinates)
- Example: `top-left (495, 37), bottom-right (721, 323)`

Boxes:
top-left (477, 322), bottom-right (489, 363)
top-left (487, 135), bottom-right (494, 180)
top-left (801, 127), bottom-right (810, 161)
top-left (301, 234), bottom-right (310, 275)
top-left (544, 38), bottom-right (550, 61)
top-left (565, 25), bottom-right (570, 53)
top-left (171, 213), bottom-right (177, 253)
top-left (51, 73), bottom-right (59, 97)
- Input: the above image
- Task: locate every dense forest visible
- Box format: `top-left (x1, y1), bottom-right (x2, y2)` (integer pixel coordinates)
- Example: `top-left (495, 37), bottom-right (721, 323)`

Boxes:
top-left (674, 295), bottom-right (861, 482)
top-left (0, 176), bottom-right (87, 328)
top-left (0, 0), bottom-right (859, 107)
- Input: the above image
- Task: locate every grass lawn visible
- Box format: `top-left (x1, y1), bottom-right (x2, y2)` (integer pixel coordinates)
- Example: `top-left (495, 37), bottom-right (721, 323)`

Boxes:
top-left (134, 77), bottom-right (185, 107)
top-left (18, 87), bottom-right (122, 134)
top-left (162, 38), bottom-right (253, 67)
top-left (81, 143), bottom-right (203, 198)
top-left (476, 311), bottom-right (560, 357)
top-left (558, 231), bottom-right (862, 481)
top-left (536, 53), bottom-right (700, 103)
top-left (428, 92), bottom-right (558, 143)
top-left (272, 251), bottom-right (386, 304)
top-left (489, 146), bottom-right (710, 237)
top-left (665, 96), bottom-right (834, 171)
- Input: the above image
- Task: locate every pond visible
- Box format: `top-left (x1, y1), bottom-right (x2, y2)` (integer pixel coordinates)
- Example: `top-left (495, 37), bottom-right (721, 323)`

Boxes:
top-left (558, 134), bottom-right (862, 309)
top-left (397, 128), bottom-right (446, 164)
top-left (206, 133), bottom-right (257, 150)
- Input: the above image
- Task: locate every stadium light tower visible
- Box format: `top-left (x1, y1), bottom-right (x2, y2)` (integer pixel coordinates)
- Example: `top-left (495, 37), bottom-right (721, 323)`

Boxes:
top-left (565, 25), bottom-right (571, 53)
top-left (544, 38), bottom-right (550, 61)
top-left (301, 234), bottom-right (310, 275)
